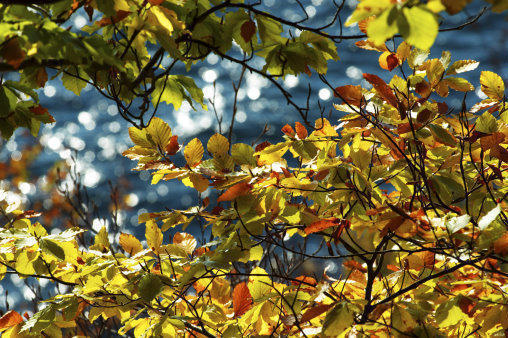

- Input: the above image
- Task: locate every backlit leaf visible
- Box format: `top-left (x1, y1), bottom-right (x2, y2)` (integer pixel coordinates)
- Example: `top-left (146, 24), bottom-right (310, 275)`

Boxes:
top-left (173, 232), bottom-right (197, 254)
top-left (184, 138), bottom-right (203, 167)
top-left (480, 71), bottom-right (505, 100)
top-left (334, 85), bottom-right (363, 107)
top-left (363, 73), bottom-right (398, 107)
top-left (146, 220), bottom-right (163, 251)
top-left (233, 282), bottom-right (253, 317)
top-left (119, 233), bottom-right (143, 255)
top-left (295, 122), bottom-right (308, 139)
top-left (207, 133), bottom-right (229, 157)
top-left (322, 303), bottom-right (354, 336)
top-left (0, 311), bottom-right (23, 330)
top-left (217, 182), bottom-right (253, 202)
top-left (493, 231), bottom-right (508, 255)
top-left (478, 204), bottom-right (501, 231)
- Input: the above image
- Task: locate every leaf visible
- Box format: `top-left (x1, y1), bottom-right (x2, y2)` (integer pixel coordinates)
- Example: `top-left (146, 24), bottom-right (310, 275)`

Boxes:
top-left (493, 231), bottom-right (508, 255)
top-left (334, 85), bottom-right (363, 107)
top-left (119, 233), bottom-right (143, 255)
top-left (217, 182), bottom-right (253, 202)
top-left (480, 71), bottom-right (505, 100)
top-left (281, 124), bottom-right (295, 137)
top-left (475, 111), bottom-right (498, 134)
top-left (1, 38), bottom-right (25, 69)
top-left (184, 138), bottom-right (204, 167)
top-left (427, 124), bottom-right (456, 146)
top-left (0, 311), bottom-right (23, 330)
top-left (138, 274), bottom-right (163, 302)
top-left (300, 304), bottom-right (333, 323)
top-left (231, 143), bottom-right (256, 166)
top-left (366, 7), bottom-right (399, 46)
top-left (148, 0), bottom-right (164, 5)
top-left (322, 303), bottom-right (354, 336)
top-left (248, 267), bottom-right (272, 300)
top-left (401, 6), bottom-right (439, 50)
top-left (173, 232), bottom-right (197, 254)
top-left (446, 214), bottom-right (471, 233)
top-left (233, 282), bottom-right (253, 318)
top-left (480, 132), bottom-right (505, 151)
top-left (146, 117), bottom-right (172, 150)
top-left (379, 51), bottom-right (399, 71)
top-left (478, 204), bottom-right (501, 231)
top-left (240, 20), bottom-right (256, 42)
top-left (97, 10), bottom-right (130, 27)
top-left (207, 133), bottom-right (229, 157)
top-left (436, 297), bottom-right (468, 327)
top-left (165, 135), bottom-right (179, 155)
top-left (35, 68), bottom-right (48, 88)
top-left (363, 73), bottom-right (398, 107)
top-left (446, 60), bottom-right (479, 75)
top-left (40, 238), bottom-right (66, 260)
top-left (445, 77), bottom-right (474, 92)
top-left (295, 122), bottom-right (308, 139)
top-left (305, 218), bottom-right (343, 235)
top-left (146, 220), bottom-right (163, 252)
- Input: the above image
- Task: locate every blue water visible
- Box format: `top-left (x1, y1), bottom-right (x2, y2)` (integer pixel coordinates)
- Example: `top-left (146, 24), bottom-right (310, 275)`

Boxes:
top-left (0, 0), bottom-right (507, 312)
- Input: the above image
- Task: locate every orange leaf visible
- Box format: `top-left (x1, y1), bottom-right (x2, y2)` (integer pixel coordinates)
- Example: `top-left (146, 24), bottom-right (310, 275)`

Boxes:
top-left (233, 282), bottom-right (252, 317)
top-left (1, 38), bottom-right (26, 69)
top-left (379, 52), bottom-right (399, 71)
top-left (363, 73), bottom-right (398, 107)
top-left (148, 0), bottom-right (164, 5)
top-left (343, 259), bottom-right (367, 273)
top-left (240, 20), bottom-right (256, 43)
top-left (480, 132), bottom-right (505, 151)
top-left (291, 275), bottom-right (317, 287)
top-left (217, 182), bottom-right (252, 202)
top-left (281, 124), bottom-right (295, 137)
top-left (305, 217), bottom-right (342, 235)
top-left (165, 135), bottom-right (179, 155)
top-left (0, 311), bottom-right (23, 330)
top-left (333, 85), bottom-right (363, 107)
top-left (295, 122), bottom-right (308, 139)
top-left (493, 231), bottom-right (508, 255)
top-left (300, 304), bottom-right (333, 323)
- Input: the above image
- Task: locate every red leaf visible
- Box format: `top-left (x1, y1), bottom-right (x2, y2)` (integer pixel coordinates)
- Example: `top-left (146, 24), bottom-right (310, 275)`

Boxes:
top-left (165, 135), bottom-right (179, 155)
top-left (240, 20), bottom-right (256, 43)
top-left (363, 73), bottom-right (398, 108)
top-left (295, 122), bottom-right (308, 139)
top-left (379, 52), bottom-right (399, 71)
top-left (333, 85), bottom-right (363, 107)
top-left (0, 310), bottom-right (23, 330)
top-left (458, 297), bottom-right (476, 317)
top-left (233, 282), bottom-right (252, 317)
top-left (281, 124), bottom-right (295, 137)
top-left (255, 141), bottom-right (271, 152)
top-left (300, 304), bottom-right (333, 323)
top-left (491, 145), bottom-right (508, 163)
top-left (217, 182), bottom-right (252, 202)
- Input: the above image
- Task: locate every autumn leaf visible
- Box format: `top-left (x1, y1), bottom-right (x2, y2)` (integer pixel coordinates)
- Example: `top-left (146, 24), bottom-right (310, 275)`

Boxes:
top-left (119, 233), bottom-right (143, 255)
top-left (0, 310), bottom-right (23, 330)
top-left (305, 217), bottom-right (343, 235)
top-left (294, 122), bottom-right (308, 139)
top-left (146, 220), bottom-right (163, 252)
top-left (173, 232), bottom-right (197, 254)
top-left (363, 73), bottom-right (398, 107)
top-left (184, 138), bottom-right (204, 167)
top-left (480, 71), bottom-right (505, 101)
top-left (493, 231), bottom-right (508, 255)
top-left (379, 51), bottom-right (399, 71)
top-left (333, 85), bottom-right (363, 107)
top-left (233, 282), bottom-right (252, 317)
top-left (148, 0), bottom-right (164, 5)
top-left (35, 68), bottom-right (48, 88)
top-left (217, 181), bottom-right (253, 202)
top-left (300, 304), bottom-right (333, 323)
top-left (281, 124), bottom-right (295, 137)
top-left (1, 38), bottom-right (26, 69)
top-left (241, 20), bottom-right (256, 42)
top-left (165, 135), bottom-right (179, 155)
top-left (98, 10), bottom-right (131, 27)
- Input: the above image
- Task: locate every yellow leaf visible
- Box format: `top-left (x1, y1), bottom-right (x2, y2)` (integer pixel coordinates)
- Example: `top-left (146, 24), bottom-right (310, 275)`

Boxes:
top-left (481, 71), bottom-right (505, 101)
top-left (249, 267), bottom-right (272, 301)
top-left (184, 138), bottom-right (203, 167)
top-left (207, 133), bottom-right (229, 157)
top-left (146, 220), bottom-right (163, 252)
top-left (92, 226), bottom-right (109, 251)
top-left (172, 232), bottom-right (197, 254)
top-left (146, 117), bottom-right (172, 150)
top-left (119, 233), bottom-right (143, 255)
top-left (181, 173), bottom-right (208, 192)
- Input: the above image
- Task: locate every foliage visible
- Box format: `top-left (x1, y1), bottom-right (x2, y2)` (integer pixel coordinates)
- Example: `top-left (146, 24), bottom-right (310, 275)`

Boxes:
top-left (1, 0), bottom-right (508, 337)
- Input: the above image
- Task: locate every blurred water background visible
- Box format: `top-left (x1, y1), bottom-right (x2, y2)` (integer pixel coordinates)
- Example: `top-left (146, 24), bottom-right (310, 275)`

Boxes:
top-left (0, 0), bottom-right (507, 312)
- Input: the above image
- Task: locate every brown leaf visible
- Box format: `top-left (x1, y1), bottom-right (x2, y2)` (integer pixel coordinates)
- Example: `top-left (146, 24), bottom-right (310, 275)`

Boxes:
top-left (281, 124), bottom-right (295, 137)
top-left (148, 0), bottom-right (164, 5)
top-left (416, 109), bottom-right (433, 124)
top-left (165, 135), bottom-right (179, 155)
top-left (333, 85), bottom-right (363, 107)
top-left (491, 145), bottom-right (508, 163)
top-left (300, 304), bottom-right (333, 323)
top-left (217, 181), bottom-right (253, 202)
top-left (0, 310), bottom-right (23, 330)
top-left (493, 231), bottom-right (508, 255)
top-left (1, 38), bottom-right (26, 69)
top-left (240, 20), bottom-right (256, 43)
top-left (343, 259), bottom-right (367, 273)
top-left (98, 10), bottom-right (131, 27)
top-left (480, 132), bottom-right (505, 151)
top-left (35, 68), bottom-right (48, 88)
top-left (233, 282), bottom-right (252, 317)
top-left (458, 296), bottom-right (476, 317)
top-left (295, 122), bottom-right (308, 139)
top-left (415, 80), bottom-right (431, 97)
top-left (363, 73), bottom-right (398, 107)
top-left (291, 275), bottom-right (317, 287)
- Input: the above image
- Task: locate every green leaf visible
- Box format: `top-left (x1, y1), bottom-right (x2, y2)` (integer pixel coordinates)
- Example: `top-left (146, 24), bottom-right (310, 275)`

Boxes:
top-left (255, 14), bottom-right (283, 45)
top-left (138, 273), bottom-right (163, 302)
top-left (322, 302), bottom-right (354, 335)
top-left (231, 143), bottom-right (256, 166)
top-left (40, 238), bottom-right (65, 260)
top-left (61, 71), bottom-right (87, 96)
top-left (366, 7), bottom-right (399, 46)
top-left (0, 86), bottom-right (18, 117)
top-left (21, 304), bottom-right (55, 334)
